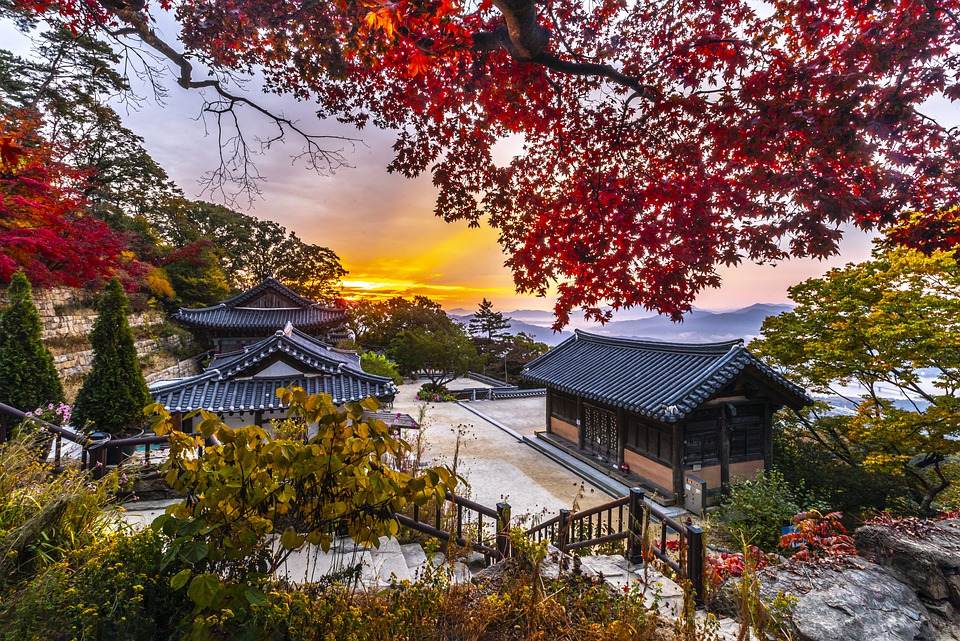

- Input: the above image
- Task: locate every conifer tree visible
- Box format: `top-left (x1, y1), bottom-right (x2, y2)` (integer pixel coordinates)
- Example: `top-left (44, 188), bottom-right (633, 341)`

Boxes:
top-left (0, 271), bottom-right (64, 412)
top-left (73, 278), bottom-right (151, 435)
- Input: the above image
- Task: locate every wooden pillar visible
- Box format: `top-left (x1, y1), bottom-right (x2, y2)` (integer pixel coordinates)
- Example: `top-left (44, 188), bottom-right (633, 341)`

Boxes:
top-left (182, 415), bottom-right (194, 435)
top-left (672, 422), bottom-right (684, 501)
top-left (719, 409), bottom-right (731, 493)
top-left (627, 487), bottom-right (646, 564)
top-left (0, 413), bottom-right (7, 444)
top-left (544, 389), bottom-right (553, 434)
top-left (686, 524), bottom-right (706, 604)
top-left (496, 502), bottom-right (512, 560)
top-left (762, 403), bottom-right (774, 471)
top-left (254, 410), bottom-right (264, 428)
top-left (617, 407), bottom-right (627, 469)
top-left (577, 396), bottom-right (585, 450)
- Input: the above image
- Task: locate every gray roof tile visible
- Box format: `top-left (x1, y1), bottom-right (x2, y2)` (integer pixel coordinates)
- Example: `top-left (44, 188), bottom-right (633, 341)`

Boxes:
top-left (150, 326), bottom-right (395, 412)
top-left (172, 277), bottom-right (348, 332)
top-left (522, 330), bottom-right (809, 422)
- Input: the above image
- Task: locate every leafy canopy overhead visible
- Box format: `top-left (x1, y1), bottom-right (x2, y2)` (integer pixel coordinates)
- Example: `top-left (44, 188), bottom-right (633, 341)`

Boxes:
top-left (12, 0), bottom-right (960, 323)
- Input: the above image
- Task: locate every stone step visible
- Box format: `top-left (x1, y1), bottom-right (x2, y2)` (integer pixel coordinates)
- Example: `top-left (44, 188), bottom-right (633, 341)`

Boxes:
top-left (547, 553), bottom-right (741, 640)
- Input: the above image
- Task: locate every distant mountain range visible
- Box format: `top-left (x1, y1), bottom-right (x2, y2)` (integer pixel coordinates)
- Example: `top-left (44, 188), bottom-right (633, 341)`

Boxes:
top-left (584, 303), bottom-right (794, 344)
top-left (448, 303), bottom-right (794, 347)
top-left (447, 313), bottom-right (572, 347)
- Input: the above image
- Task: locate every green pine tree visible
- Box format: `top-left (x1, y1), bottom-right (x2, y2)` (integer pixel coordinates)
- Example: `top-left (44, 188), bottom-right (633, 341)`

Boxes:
top-left (73, 278), bottom-right (151, 435)
top-left (0, 271), bottom-right (64, 412)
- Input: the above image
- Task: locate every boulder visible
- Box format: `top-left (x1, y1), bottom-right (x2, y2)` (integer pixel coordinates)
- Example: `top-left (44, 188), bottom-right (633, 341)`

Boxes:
top-left (855, 519), bottom-right (960, 611)
top-left (715, 557), bottom-right (932, 641)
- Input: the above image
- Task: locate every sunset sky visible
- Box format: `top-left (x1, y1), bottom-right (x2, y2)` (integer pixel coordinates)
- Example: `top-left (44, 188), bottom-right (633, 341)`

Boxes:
top-left (4, 19), bottom-right (878, 317)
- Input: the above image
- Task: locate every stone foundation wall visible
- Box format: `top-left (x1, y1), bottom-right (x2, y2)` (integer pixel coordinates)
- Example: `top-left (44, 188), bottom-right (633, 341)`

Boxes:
top-left (0, 286), bottom-right (161, 341)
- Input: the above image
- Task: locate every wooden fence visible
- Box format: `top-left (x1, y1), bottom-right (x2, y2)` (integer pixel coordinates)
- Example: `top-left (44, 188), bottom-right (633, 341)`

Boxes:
top-left (525, 488), bottom-right (705, 601)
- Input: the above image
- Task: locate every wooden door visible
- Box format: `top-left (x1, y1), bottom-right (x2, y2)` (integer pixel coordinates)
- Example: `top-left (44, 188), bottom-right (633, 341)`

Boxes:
top-left (583, 403), bottom-right (618, 462)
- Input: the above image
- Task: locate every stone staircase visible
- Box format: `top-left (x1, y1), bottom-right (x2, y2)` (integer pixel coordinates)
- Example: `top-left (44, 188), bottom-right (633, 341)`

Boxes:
top-left (275, 536), bottom-right (473, 589)
top-left (539, 550), bottom-right (740, 640)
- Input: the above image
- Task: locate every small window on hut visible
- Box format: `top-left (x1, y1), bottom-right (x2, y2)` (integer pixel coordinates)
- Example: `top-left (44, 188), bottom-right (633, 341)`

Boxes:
top-left (626, 415), bottom-right (672, 464)
top-left (729, 406), bottom-right (764, 458)
top-left (550, 390), bottom-right (578, 423)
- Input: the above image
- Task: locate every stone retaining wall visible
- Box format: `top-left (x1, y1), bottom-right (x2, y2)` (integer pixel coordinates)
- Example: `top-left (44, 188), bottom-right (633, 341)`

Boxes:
top-left (0, 285), bottom-right (162, 341)
top-left (144, 355), bottom-right (204, 384)
top-left (55, 335), bottom-right (184, 379)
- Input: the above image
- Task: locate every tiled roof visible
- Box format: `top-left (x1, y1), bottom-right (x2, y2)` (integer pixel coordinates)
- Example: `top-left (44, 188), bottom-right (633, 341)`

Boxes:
top-left (522, 330), bottom-right (810, 423)
top-left (150, 326), bottom-right (395, 412)
top-left (206, 326), bottom-right (361, 371)
top-left (172, 277), bottom-right (348, 332)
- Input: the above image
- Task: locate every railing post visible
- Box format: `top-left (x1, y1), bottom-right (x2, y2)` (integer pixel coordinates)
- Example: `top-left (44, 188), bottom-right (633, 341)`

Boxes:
top-left (686, 524), bottom-right (705, 604)
top-left (628, 487), bottom-right (645, 565)
top-left (558, 509), bottom-right (571, 556)
top-left (90, 445), bottom-right (107, 480)
top-left (0, 413), bottom-right (8, 444)
top-left (496, 502), bottom-right (512, 560)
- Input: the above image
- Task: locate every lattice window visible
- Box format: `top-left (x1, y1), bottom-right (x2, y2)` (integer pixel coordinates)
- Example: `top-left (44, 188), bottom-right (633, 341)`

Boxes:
top-left (583, 404), bottom-right (618, 459)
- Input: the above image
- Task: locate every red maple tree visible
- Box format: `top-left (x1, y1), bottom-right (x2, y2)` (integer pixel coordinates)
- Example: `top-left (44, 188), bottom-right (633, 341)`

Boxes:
top-left (16, 0), bottom-right (960, 323)
top-left (0, 113), bottom-right (127, 287)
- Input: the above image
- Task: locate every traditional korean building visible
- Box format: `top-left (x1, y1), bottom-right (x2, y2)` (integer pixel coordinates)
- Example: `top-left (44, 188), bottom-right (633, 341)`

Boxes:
top-left (150, 324), bottom-right (397, 430)
top-left (522, 331), bottom-right (810, 506)
top-left (172, 276), bottom-right (349, 354)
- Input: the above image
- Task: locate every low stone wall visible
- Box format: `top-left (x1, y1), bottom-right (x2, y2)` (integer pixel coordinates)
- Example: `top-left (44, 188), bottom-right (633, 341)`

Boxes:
top-left (144, 354), bottom-right (204, 384)
top-left (55, 335), bottom-right (184, 379)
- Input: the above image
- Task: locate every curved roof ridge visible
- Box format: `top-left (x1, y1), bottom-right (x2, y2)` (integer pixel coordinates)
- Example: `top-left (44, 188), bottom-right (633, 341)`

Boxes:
top-left (574, 329), bottom-right (744, 354)
top-left (174, 303), bottom-right (227, 314)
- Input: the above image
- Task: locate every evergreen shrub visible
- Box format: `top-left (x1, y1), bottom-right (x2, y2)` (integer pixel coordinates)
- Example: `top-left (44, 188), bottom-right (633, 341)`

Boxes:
top-left (72, 278), bottom-right (151, 435)
top-left (0, 271), bottom-right (63, 413)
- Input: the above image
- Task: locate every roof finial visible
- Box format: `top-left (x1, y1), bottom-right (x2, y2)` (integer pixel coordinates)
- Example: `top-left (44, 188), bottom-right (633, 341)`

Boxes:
top-left (283, 321), bottom-right (293, 336)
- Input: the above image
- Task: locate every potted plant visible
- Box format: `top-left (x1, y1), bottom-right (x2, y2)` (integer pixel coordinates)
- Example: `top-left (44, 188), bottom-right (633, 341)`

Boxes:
top-left (72, 279), bottom-right (151, 464)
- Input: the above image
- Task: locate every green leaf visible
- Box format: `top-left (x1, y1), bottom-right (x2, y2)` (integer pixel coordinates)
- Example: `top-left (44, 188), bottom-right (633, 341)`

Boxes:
top-left (170, 568), bottom-right (192, 590)
top-left (179, 541), bottom-right (209, 564)
top-left (280, 527), bottom-right (304, 550)
top-left (187, 573), bottom-right (221, 608)
top-left (151, 513), bottom-right (171, 533)
top-left (244, 587), bottom-right (267, 606)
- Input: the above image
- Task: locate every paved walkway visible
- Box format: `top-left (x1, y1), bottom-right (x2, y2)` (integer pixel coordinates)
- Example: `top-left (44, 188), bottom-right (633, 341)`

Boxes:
top-left (394, 381), bottom-right (610, 519)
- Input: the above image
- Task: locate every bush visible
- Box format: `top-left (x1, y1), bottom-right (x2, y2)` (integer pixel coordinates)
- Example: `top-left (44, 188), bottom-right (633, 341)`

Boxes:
top-left (360, 350), bottom-right (403, 385)
top-left (718, 470), bottom-right (800, 552)
top-left (2, 528), bottom-right (192, 641)
top-left (417, 382), bottom-right (456, 402)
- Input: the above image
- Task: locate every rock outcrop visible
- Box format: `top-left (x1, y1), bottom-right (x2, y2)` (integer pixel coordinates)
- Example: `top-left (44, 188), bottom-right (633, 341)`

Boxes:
top-left (855, 519), bottom-right (960, 610)
top-left (713, 519), bottom-right (960, 641)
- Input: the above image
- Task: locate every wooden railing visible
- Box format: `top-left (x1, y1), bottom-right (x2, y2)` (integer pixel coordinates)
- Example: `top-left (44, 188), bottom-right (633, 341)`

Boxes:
top-left (525, 488), bottom-right (705, 602)
top-left (0, 401), bottom-right (202, 479)
top-left (394, 492), bottom-right (511, 566)
top-left (0, 401), bottom-right (93, 470)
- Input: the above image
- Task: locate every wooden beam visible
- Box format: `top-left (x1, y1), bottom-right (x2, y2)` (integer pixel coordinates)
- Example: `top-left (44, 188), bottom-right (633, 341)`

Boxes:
top-left (545, 388), bottom-right (553, 434)
top-left (617, 406), bottom-right (626, 469)
top-left (577, 395), bottom-right (585, 450)
top-left (762, 403), bottom-right (774, 471)
top-left (672, 422), bottom-right (684, 501)
top-left (719, 408), bottom-right (730, 494)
